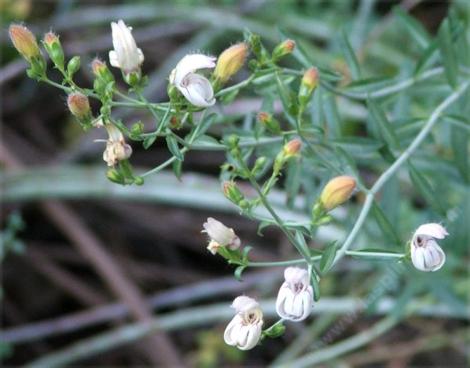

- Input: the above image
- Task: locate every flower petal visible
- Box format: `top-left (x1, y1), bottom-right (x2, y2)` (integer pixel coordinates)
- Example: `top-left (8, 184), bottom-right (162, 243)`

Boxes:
top-left (178, 73), bottom-right (215, 107)
top-left (172, 53), bottom-right (216, 86)
top-left (415, 223), bottom-right (448, 239)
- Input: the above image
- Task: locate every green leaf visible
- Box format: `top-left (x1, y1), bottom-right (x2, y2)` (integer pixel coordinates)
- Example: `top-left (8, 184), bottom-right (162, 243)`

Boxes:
top-left (331, 137), bottom-right (383, 155)
top-left (320, 241), bottom-right (338, 274)
top-left (166, 134), bottom-right (184, 161)
top-left (371, 201), bottom-right (401, 246)
top-left (192, 134), bottom-right (223, 149)
top-left (172, 159), bottom-right (182, 180)
top-left (294, 230), bottom-right (310, 259)
top-left (368, 99), bottom-right (399, 151)
top-left (437, 19), bottom-right (458, 89)
top-left (322, 93), bottom-right (342, 138)
top-left (285, 159), bottom-right (302, 208)
top-left (310, 271), bottom-right (320, 301)
top-left (340, 30), bottom-right (361, 80)
top-left (408, 162), bottom-right (446, 215)
top-left (143, 135), bottom-right (157, 149)
top-left (234, 266), bottom-right (246, 281)
top-left (450, 123), bottom-right (469, 183)
top-left (345, 76), bottom-right (397, 94)
top-left (414, 40), bottom-right (439, 76)
top-left (394, 7), bottom-right (430, 49)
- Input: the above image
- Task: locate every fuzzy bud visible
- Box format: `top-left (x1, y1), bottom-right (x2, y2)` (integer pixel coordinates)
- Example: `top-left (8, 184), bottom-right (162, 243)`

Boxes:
top-left (9, 24), bottom-right (40, 61)
top-left (272, 39), bottom-right (296, 61)
top-left (214, 43), bottom-right (248, 83)
top-left (67, 92), bottom-right (91, 121)
top-left (91, 58), bottom-right (107, 76)
top-left (298, 67), bottom-right (319, 109)
top-left (274, 139), bottom-right (302, 174)
top-left (43, 31), bottom-right (64, 68)
top-left (320, 175), bottom-right (356, 211)
top-left (91, 58), bottom-right (114, 84)
top-left (258, 112), bottom-right (281, 134)
top-left (283, 139), bottom-right (302, 157)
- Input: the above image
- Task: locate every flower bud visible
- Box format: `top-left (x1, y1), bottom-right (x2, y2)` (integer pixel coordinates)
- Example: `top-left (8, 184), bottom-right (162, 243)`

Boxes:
top-left (274, 139), bottom-right (302, 174)
top-left (43, 31), bottom-right (64, 68)
top-left (258, 112), bottom-right (281, 134)
top-left (320, 175), bottom-right (356, 211)
top-left (298, 67), bottom-right (319, 109)
top-left (272, 39), bottom-right (296, 61)
top-left (283, 138), bottom-right (302, 157)
top-left (213, 43), bottom-right (248, 83)
top-left (9, 24), bottom-right (40, 61)
top-left (67, 92), bottom-right (91, 121)
top-left (91, 58), bottom-right (115, 88)
top-left (223, 181), bottom-right (245, 205)
top-left (202, 217), bottom-right (240, 255)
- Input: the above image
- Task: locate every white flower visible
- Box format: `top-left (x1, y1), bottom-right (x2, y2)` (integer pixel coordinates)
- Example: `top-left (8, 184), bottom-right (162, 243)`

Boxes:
top-left (224, 296), bottom-right (263, 350)
top-left (169, 54), bottom-right (216, 107)
top-left (109, 20), bottom-right (144, 74)
top-left (102, 124), bottom-right (132, 166)
top-left (411, 223), bottom-right (448, 272)
top-left (276, 267), bottom-right (313, 321)
top-left (202, 217), bottom-right (240, 254)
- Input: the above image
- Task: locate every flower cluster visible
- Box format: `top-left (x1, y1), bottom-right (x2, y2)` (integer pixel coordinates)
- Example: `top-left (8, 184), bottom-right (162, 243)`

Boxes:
top-left (202, 218), bottom-right (316, 350)
top-left (202, 218), bottom-right (449, 350)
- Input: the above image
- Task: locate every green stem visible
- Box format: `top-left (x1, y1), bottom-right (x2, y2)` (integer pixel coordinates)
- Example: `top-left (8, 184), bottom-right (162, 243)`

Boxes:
top-left (244, 166), bottom-right (311, 262)
top-left (333, 80), bottom-right (470, 266)
top-left (215, 75), bottom-right (255, 97)
top-left (248, 250), bottom-right (404, 268)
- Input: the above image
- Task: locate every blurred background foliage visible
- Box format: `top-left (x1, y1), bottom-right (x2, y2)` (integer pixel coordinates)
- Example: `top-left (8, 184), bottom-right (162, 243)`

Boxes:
top-left (1, 0), bottom-right (469, 367)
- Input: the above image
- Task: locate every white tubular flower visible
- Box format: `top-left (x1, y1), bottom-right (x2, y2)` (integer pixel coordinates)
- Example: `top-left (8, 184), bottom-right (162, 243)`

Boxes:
top-left (169, 54), bottom-right (216, 107)
top-left (102, 124), bottom-right (132, 166)
top-left (109, 20), bottom-right (144, 75)
top-left (276, 267), bottom-right (313, 321)
top-left (224, 296), bottom-right (263, 350)
top-left (202, 217), bottom-right (240, 255)
top-left (411, 223), bottom-right (448, 272)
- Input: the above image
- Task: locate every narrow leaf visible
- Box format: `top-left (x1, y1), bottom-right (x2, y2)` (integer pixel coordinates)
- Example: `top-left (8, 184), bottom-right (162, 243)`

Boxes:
top-left (340, 30), bottom-right (361, 80)
top-left (320, 241), bottom-right (338, 273)
top-left (368, 99), bottom-right (400, 151)
top-left (408, 162), bottom-right (446, 215)
top-left (371, 201), bottom-right (401, 246)
top-left (394, 8), bottom-right (430, 49)
top-left (437, 19), bottom-right (458, 88)
top-left (166, 134), bottom-right (184, 161)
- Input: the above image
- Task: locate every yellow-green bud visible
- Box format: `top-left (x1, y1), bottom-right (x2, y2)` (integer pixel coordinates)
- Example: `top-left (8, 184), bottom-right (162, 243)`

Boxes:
top-left (272, 39), bottom-right (296, 61)
top-left (320, 175), bottom-right (356, 211)
top-left (214, 43), bottom-right (248, 83)
top-left (283, 138), bottom-right (302, 157)
top-left (298, 67), bottom-right (319, 109)
top-left (223, 181), bottom-right (244, 205)
top-left (9, 24), bottom-right (40, 61)
top-left (43, 31), bottom-right (64, 68)
top-left (274, 139), bottom-right (302, 173)
top-left (257, 112), bottom-right (281, 134)
top-left (67, 92), bottom-right (91, 121)
top-left (91, 58), bottom-right (114, 83)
